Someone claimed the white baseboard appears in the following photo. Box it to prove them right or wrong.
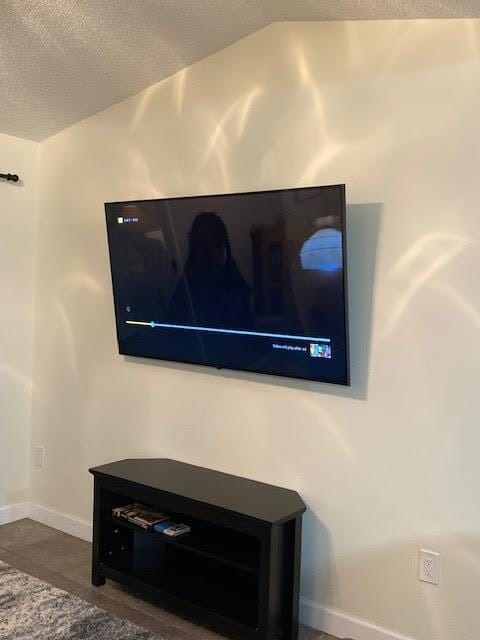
[0,502,30,525]
[300,597,416,640]
[28,503,92,542]
[1,503,414,640]
[0,501,92,542]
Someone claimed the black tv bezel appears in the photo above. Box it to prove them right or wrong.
[105,184,350,386]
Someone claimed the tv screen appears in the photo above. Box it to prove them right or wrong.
[105,184,349,384]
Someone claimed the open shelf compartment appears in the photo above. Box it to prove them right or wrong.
[99,489,261,628]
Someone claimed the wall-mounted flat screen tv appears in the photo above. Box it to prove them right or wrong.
[105,184,349,384]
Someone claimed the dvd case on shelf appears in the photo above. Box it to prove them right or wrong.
[154,521,191,537]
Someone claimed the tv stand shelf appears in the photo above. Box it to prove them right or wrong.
[89,459,306,640]
[107,516,260,574]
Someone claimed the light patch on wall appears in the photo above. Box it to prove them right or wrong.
[54,298,78,379]
[0,364,34,393]
[237,87,263,141]
[375,21,415,75]
[292,40,344,184]
[383,232,471,337]
[174,67,189,116]
[131,83,158,131]
[300,396,353,459]
[203,87,263,164]
[431,280,480,331]
[128,148,165,197]
[61,270,105,295]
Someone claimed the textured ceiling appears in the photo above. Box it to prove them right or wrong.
[2,0,480,141]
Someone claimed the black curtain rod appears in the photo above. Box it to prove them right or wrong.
[0,172,19,182]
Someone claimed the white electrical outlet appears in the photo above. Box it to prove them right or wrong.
[33,445,46,468]
[419,548,440,585]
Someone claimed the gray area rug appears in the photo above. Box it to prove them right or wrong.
[0,561,158,639]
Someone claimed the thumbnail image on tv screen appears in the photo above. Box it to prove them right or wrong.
[105,184,349,384]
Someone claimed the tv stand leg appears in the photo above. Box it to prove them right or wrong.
[92,572,106,587]
[91,481,105,588]
[284,516,302,640]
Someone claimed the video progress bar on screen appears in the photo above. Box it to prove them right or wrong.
[125,320,331,343]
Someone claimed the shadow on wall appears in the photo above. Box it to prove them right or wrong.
[343,202,382,400]
[0,177,24,188]
[300,509,336,612]
[126,202,382,401]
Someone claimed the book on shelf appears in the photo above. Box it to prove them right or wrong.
[124,506,146,524]
[112,503,140,518]
[133,511,170,530]
[111,504,170,530]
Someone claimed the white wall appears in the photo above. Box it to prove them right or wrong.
[30,20,480,640]
[0,132,38,506]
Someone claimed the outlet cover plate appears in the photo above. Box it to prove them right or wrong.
[419,548,440,585]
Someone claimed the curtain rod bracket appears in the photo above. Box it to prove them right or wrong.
[0,172,19,182]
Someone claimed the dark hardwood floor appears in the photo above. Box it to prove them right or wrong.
[0,518,338,640]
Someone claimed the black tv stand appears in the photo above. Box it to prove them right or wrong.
[89,459,306,640]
